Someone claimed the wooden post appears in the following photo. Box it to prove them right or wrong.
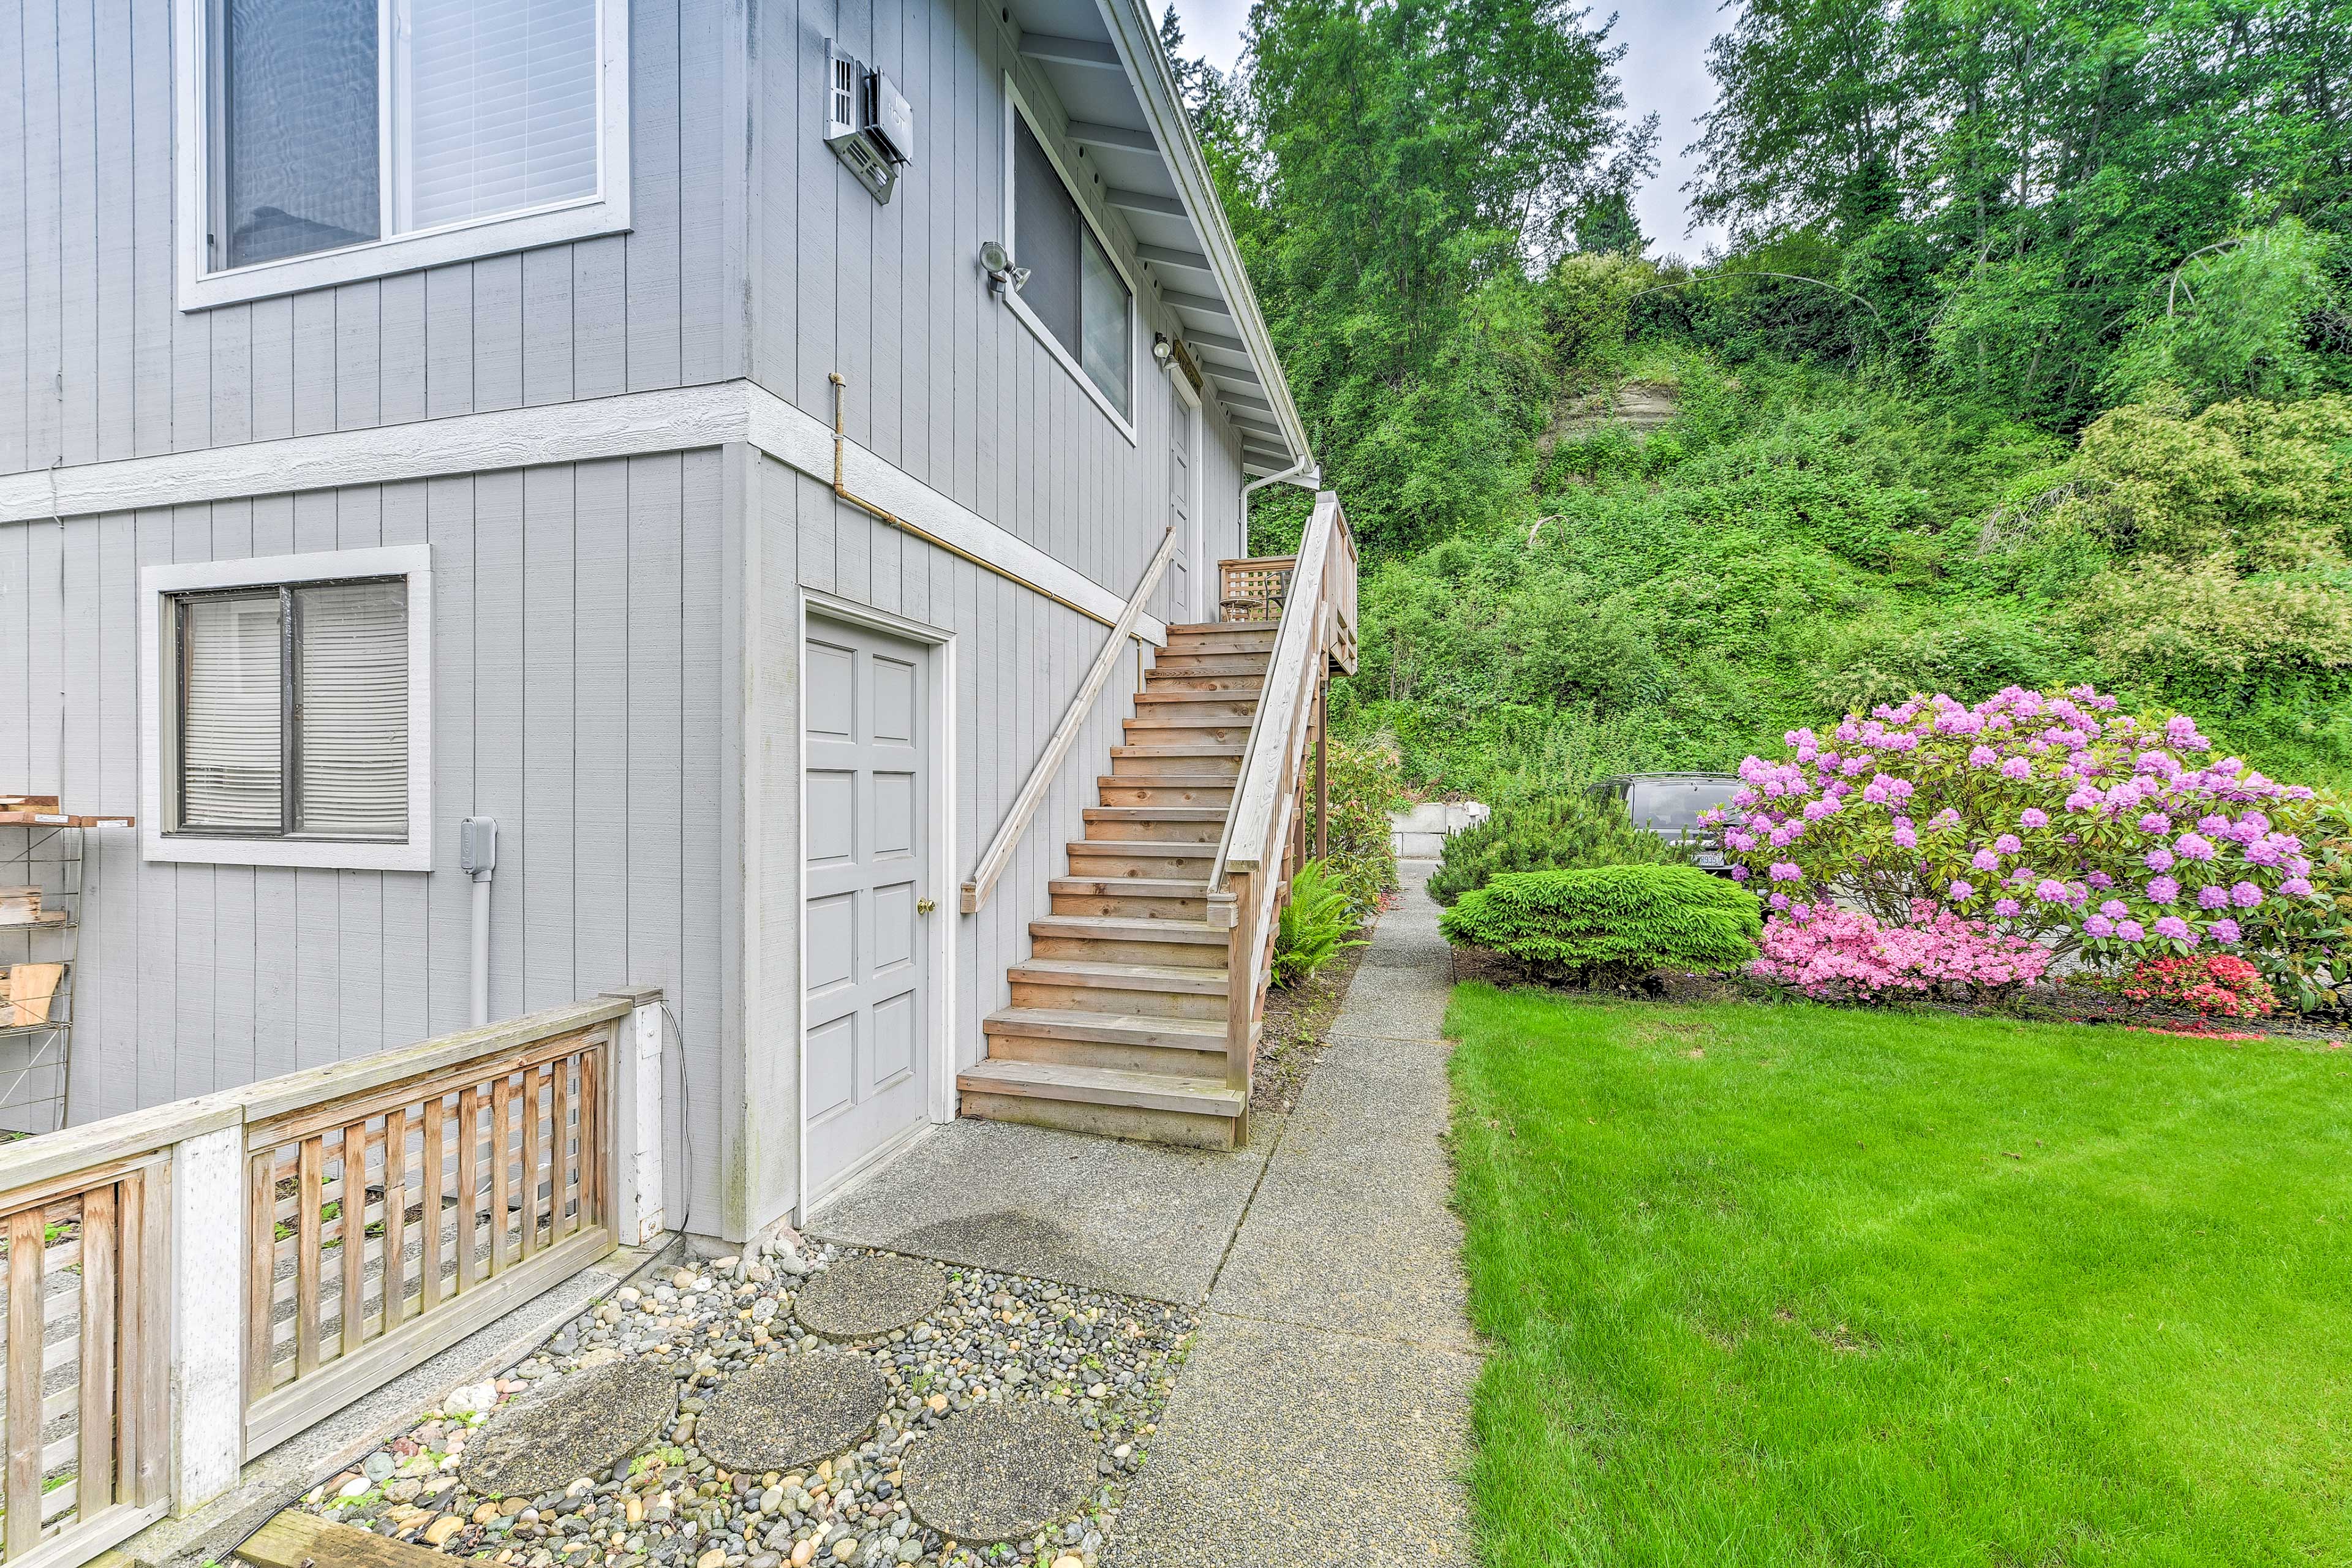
[78,1185,118,1513]
[172,1122,247,1515]
[603,990,665,1245]
[339,1121,368,1353]
[8,1206,47,1559]
[244,1152,275,1406]
[1313,677,1329,864]
[1224,870,1256,1093]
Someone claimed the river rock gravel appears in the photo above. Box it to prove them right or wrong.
[295,1242,1195,1568]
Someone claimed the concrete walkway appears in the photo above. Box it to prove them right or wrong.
[813,860,1477,1567]
[1106,859,1477,1567]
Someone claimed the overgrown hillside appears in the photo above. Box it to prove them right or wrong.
[1327,356,2352,801]
[1163,0,2352,805]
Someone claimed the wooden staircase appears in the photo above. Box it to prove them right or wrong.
[956,620,1275,1148]
[952,497,1359,1153]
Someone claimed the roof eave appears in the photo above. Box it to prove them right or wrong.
[1091,0,1317,482]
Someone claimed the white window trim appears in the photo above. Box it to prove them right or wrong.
[139,545,435,871]
[1000,75,1139,446]
[172,0,633,312]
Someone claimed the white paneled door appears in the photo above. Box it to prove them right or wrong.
[803,617,933,1199]
[1170,399,1196,622]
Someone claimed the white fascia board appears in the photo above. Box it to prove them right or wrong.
[1092,0,1316,477]
[1,380,1164,643]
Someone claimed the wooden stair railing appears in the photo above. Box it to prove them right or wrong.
[1204,492,1360,1098]
[962,529,1179,914]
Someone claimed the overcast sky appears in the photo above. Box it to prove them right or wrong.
[1169,0,1732,256]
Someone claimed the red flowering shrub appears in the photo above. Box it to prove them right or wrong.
[2120,954,2278,1019]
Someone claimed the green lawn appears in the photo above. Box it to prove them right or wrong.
[1447,986,2352,1566]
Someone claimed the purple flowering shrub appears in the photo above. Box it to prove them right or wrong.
[1751,901,2052,998]
[1710,685,2329,968]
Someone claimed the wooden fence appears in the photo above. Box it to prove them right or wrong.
[0,989,666,1567]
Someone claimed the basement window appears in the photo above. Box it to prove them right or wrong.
[141,547,434,872]
[1003,85,1136,435]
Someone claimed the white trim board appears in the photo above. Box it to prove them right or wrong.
[0,380,1169,645]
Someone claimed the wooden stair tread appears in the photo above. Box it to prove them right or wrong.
[1069,838,1218,856]
[1083,806,1229,822]
[1051,876,1208,896]
[1096,774,1235,788]
[1029,914,1224,943]
[1112,742,1246,756]
[1133,691,1262,705]
[957,1058,1245,1118]
[984,1006,1239,1049]
[1006,957,1229,993]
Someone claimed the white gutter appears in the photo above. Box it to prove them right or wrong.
[1093,0,1317,478]
[1240,454,1319,544]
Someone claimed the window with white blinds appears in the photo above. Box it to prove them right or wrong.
[203,0,603,273]
[396,0,601,233]
[173,578,410,840]
[180,594,285,829]
[297,582,410,837]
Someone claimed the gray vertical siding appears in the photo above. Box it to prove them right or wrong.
[0,0,1273,1231]
[0,452,738,1225]
[0,0,748,468]
[748,0,1256,616]
[758,452,1143,1104]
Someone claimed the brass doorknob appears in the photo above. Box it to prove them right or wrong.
[916,898,936,914]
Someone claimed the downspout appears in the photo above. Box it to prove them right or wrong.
[1240,454,1319,552]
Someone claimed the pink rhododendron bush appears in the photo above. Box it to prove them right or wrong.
[1751,901,2051,998]
[1711,685,2333,995]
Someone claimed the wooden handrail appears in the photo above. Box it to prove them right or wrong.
[961,528,1179,914]
[1205,492,1355,1097]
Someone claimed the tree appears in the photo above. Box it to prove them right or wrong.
[1211,0,1656,548]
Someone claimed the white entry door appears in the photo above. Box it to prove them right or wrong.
[1170,399,1197,621]
[804,617,932,1197]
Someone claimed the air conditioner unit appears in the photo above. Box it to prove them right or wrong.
[825,40,914,205]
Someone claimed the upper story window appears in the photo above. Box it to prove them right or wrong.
[176,0,631,309]
[1004,86,1136,435]
[141,547,435,872]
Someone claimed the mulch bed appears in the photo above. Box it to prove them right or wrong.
[1248,900,1387,1118]
[1446,943,2351,1046]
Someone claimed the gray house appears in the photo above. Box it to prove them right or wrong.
[0,0,1351,1243]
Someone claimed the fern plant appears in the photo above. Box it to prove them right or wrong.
[1272,859,1369,987]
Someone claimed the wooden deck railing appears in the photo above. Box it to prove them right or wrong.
[1205,493,1360,1101]
[963,529,1178,913]
[0,1148,170,1568]
[1216,556,1297,622]
[0,989,668,1568]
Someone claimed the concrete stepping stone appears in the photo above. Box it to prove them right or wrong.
[694,1352,892,1472]
[901,1401,1098,1544]
[460,1359,677,1498]
[793,1254,946,1340]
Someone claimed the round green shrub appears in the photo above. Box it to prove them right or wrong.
[1438,864,1762,985]
[1427,789,1687,907]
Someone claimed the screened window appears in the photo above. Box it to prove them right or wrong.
[173,579,410,840]
[1011,114,1133,420]
[211,0,601,271]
